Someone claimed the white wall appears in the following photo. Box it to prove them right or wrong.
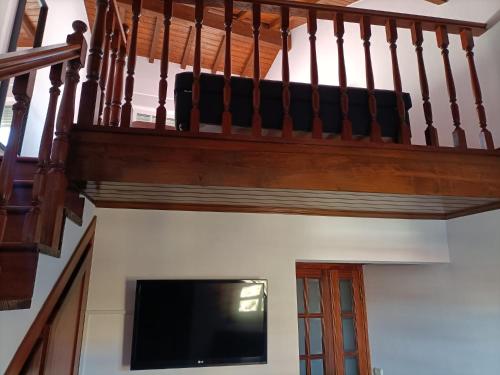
[79,209,449,375]
[365,209,500,375]
[265,0,500,148]
[0,0,18,54]
[0,199,95,374]
[21,0,91,156]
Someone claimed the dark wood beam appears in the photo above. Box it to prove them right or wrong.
[148,15,161,63]
[68,127,500,199]
[117,0,284,47]
[22,13,36,39]
[181,25,194,69]
[241,45,253,76]
[211,35,225,73]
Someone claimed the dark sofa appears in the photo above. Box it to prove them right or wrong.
[174,72,412,141]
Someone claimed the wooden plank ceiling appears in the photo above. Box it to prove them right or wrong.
[17,0,41,48]
[84,0,357,77]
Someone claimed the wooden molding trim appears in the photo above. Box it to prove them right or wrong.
[5,216,97,375]
[93,200,450,220]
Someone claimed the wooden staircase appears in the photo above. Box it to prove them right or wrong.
[0,21,88,311]
[0,158,85,310]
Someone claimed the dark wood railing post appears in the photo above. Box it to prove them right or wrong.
[360,16,382,142]
[121,0,142,128]
[334,13,352,141]
[0,74,34,240]
[155,0,173,130]
[23,63,65,243]
[222,0,233,135]
[77,0,108,126]
[97,7,114,126]
[110,24,129,127]
[190,0,203,133]
[411,22,438,146]
[308,9,322,139]
[436,25,466,149]
[103,24,119,126]
[281,6,293,139]
[251,2,262,137]
[385,19,411,145]
[460,28,494,150]
[42,21,87,250]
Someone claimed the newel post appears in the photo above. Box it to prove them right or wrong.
[77,0,109,127]
[42,22,87,250]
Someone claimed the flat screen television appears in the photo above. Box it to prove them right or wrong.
[131,279,268,370]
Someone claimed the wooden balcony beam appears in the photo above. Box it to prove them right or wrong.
[68,127,500,199]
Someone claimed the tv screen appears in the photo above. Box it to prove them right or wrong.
[131,279,268,370]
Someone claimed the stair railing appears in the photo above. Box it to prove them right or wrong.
[0,21,88,245]
[78,0,494,151]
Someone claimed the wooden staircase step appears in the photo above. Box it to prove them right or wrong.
[10,180,34,206]
[3,206,31,243]
[0,243,39,310]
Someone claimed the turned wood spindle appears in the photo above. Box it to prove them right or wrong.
[360,16,382,142]
[334,13,352,141]
[155,0,173,129]
[460,28,494,150]
[43,21,88,249]
[385,19,411,145]
[222,0,233,134]
[411,22,438,146]
[189,0,204,133]
[103,25,120,126]
[23,63,65,242]
[110,24,129,127]
[0,74,34,240]
[77,0,109,126]
[251,2,262,137]
[436,25,466,149]
[121,0,142,128]
[281,7,293,139]
[97,7,114,126]
[308,9,322,139]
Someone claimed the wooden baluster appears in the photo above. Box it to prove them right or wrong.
[411,22,438,146]
[436,25,466,149]
[97,7,114,125]
[121,0,142,128]
[251,2,262,137]
[334,13,352,141]
[23,63,65,242]
[155,0,173,129]
[360,16,382,142]
[189,0,203,133]
[103,23,119,126]
[281,6,293,139]
[77,0,109,126]
[222,0,233,134]
[42,22,87,249]
[0,74,34,239]
[308,9,322,139]
[385,19,411,145]
[460,28,494,150]
[110,24,129,127]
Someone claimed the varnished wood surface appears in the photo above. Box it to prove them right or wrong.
[5,217,96,375]
[85,0,358,77]
[68,126,500,199]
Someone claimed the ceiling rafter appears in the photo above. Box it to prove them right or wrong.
[181,25,195,69]
[148,15,162,63]
[117,0,283,47]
